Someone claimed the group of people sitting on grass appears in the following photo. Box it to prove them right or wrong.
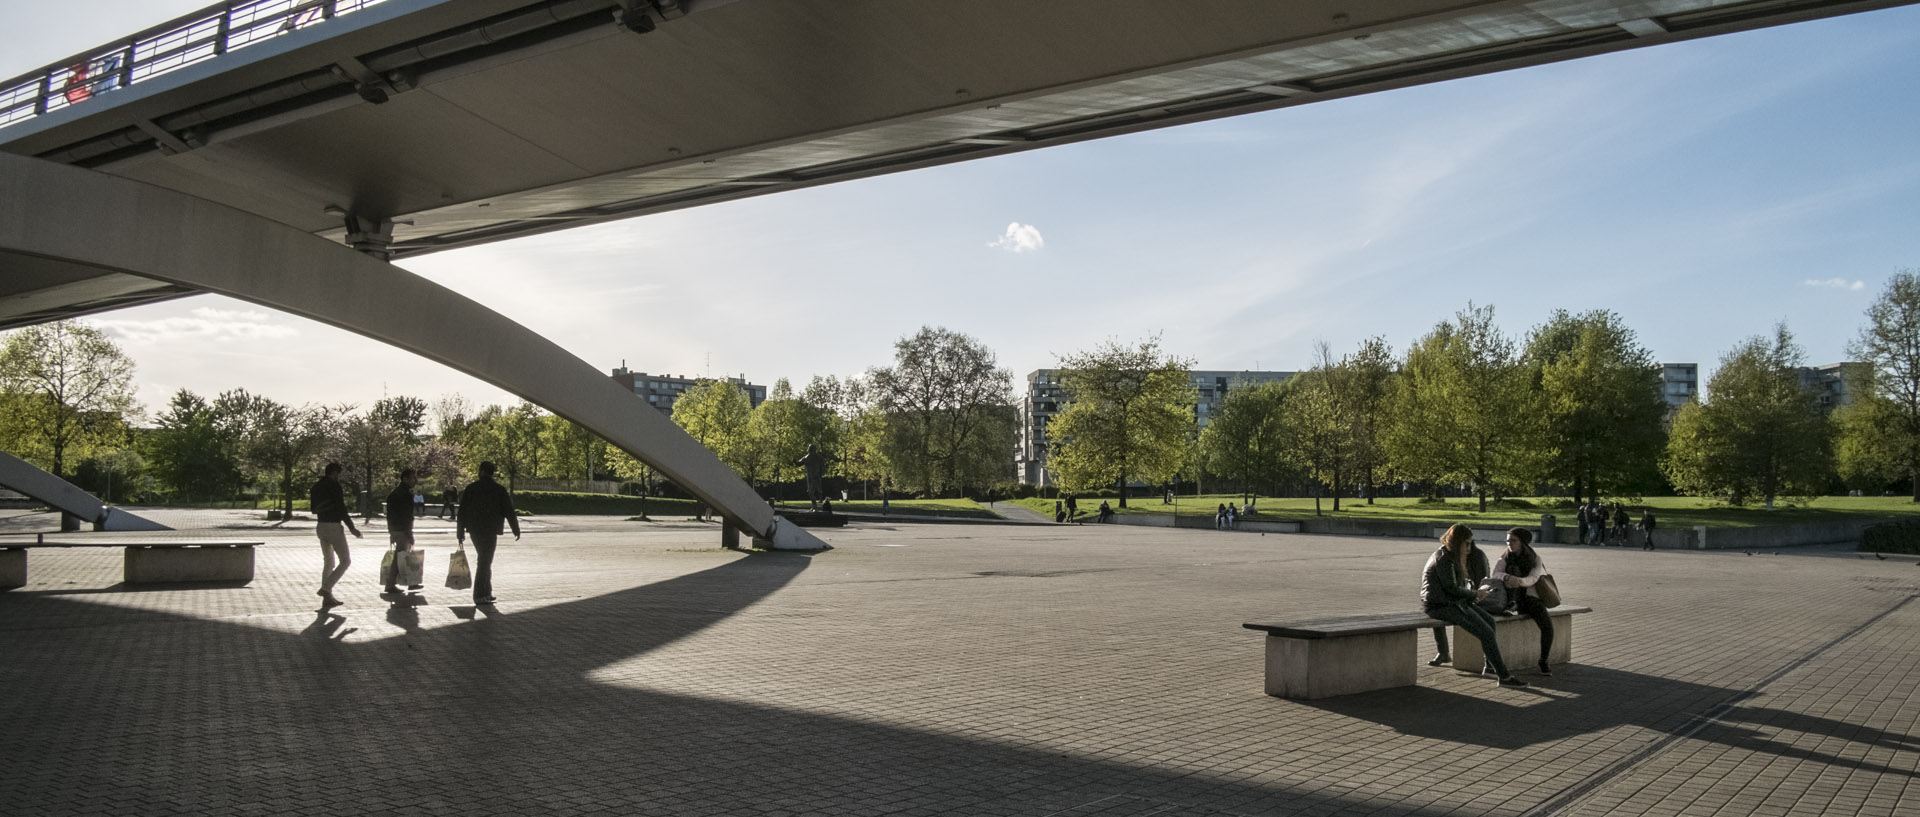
[1422,523,1555,688]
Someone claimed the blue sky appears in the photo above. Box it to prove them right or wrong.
[7,2,1920,415]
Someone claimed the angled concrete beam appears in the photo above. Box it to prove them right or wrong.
[0,152,825,550]
[0,451,169,531]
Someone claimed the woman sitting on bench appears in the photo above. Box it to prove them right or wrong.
[1492,527,1554,677]
[1422,524,1526,687]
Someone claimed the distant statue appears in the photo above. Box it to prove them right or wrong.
[795,444,832,509]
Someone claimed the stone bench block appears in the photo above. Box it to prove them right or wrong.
[1448,609,1577,671]
[1263,629,1417,699]
[123,545,254,584]
[1,548,23,589]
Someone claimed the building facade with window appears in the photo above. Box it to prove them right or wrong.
[1016,368,1295,486]
[610,365,766,415]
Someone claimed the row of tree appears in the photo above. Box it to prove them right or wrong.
[1051,270,1920,510]
[5,269,1917,509]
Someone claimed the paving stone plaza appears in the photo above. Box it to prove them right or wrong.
[2,511,1916,816]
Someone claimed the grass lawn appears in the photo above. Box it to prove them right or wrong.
[1010,494,1920,529]
[781,498,1001,520]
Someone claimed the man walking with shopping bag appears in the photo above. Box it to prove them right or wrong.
[383,468,424,596]
[456,461,520,606]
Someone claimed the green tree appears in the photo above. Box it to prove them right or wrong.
[1662,325,1833,507]
[213,390,336,520]
[1345,336,1398,504]
[1524,310,1668,502]
[820,377,893,498]
[337,399,421,515]
[1834,399,1898,492]
[748,378,838,497]
[1047,337,1195,507]
[1844,269,1920,500]
[539,414,605,482]
[0,320,139,478]
[671,380,755,478]
[1290,344,1361,514]
[1198,379,1290,500]
[868,327,1016,497]
[1386,303,1539,511]
[461,402,544,490]
[144,389,245,501]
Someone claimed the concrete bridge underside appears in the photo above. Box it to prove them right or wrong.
[0,152,823,550]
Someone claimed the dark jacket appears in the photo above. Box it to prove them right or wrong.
[1421,544,1488,608]
[309,476,351,523]
[385,485,414,533]
[457,476,519,539]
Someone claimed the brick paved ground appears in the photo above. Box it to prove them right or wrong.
[2,511,1915,816]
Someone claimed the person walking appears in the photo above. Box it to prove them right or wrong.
[1612,503,1630,546]
[384,468,422,596]
[1641,507,1658,550]
[308,462,363,606]
[1423,524,1525,687]
[438,487,457,519]
[1574,501,1591,547]
[1491,527,1554,676]
[456,461,520,606]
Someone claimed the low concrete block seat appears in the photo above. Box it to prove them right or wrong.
[1448,605,1590,672]
[0,541,259,588]
[1243,605,1592,699]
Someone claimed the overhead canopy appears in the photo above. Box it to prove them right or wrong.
[1,0,1910,327]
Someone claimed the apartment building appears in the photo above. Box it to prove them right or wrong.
[610,364,766,415]
[1016,368,1295,486]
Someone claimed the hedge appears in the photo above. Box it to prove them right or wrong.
[513,491,705,517]
[1860,518,1920,555]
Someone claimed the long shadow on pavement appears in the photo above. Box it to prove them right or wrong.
[1302,665,1919,781]
[8,550,1907,816]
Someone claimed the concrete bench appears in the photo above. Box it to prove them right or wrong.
[1242,605,1592,699]
[0,540,260,588]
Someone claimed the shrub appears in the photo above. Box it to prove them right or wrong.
[1861,519,1920,555]
[513,490,703,517]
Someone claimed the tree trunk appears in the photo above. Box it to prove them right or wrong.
[1117,475,1128,509]
[1364,466,1375,505]
[1313,481,1322,516]
[1332,466,1342,512]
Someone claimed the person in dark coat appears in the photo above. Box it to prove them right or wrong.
[384,468,421,595]
[1491,527,1554,676]
[1424,524,1524,687]
[1641,508,1657,550]
[1427,529,1489,667]
[308,462,362,606]
[456,461,521,605]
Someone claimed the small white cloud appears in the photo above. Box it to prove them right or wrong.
[1803,278,1865,291]
[988,222,1045,253]
[94,307,299,345]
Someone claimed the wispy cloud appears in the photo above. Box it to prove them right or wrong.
[1803,278,1865,291]
[93,307,298,345]
[988,222,1045,253]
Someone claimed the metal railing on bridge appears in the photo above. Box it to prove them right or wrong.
[0,0,388,130]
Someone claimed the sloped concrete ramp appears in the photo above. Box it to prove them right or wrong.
[0,450,169,531]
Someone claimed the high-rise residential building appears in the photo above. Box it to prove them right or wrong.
[610,364,766,415]
[1659,363,1699,412]
[1798,363,1864,412]
[1016,368,1295,486]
